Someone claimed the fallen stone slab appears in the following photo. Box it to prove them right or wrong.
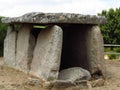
[30,25,63,80]
[43,67,91,89]
[58,67,91,83]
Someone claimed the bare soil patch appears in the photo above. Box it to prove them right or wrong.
[91,60,120,90]
[0,57,120,90]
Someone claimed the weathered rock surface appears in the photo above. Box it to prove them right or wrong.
[46,67,91,89]
[30,25,63,80]
[58,67,91,83]
[49,66,91,89]
[2,12,106,24]
[16,24,35,73]
[86,25,106,77]
[4,25,17,68]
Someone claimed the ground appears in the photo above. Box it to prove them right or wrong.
[0,57,120,90]
[91,59,120,90]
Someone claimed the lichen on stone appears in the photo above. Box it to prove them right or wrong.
[2,12,106,24]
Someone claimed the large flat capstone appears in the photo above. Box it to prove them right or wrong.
[2,12,106,24]
[30,25,63,80]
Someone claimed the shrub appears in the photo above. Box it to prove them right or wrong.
[0,17,7,56]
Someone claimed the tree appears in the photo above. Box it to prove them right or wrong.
[0,16,7,56]
[98,7,120,44]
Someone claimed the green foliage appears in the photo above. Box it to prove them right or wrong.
[34,25,46,29]
[105,47,120,60]
[108,54,118,60]
[98,7,120,44]
[104,47,111,52]
[99,8,120,60]
[113,47,120,52]
[0,16,7,56]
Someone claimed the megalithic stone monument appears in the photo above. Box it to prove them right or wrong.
[2,12,106,84]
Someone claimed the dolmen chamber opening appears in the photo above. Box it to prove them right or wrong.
[2,12,106,87]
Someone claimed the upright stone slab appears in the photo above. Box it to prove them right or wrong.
[4,25,17,68]
[30,25,63,80]
[16,24,35,73]
[86,26,106,76]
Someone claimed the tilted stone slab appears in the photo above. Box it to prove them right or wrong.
[30,25,63,80]
[2,12,106,24]
[16,24,35,73]
[86,26,106,76]
[4,25,17,68]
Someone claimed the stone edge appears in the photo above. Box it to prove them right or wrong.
[2,12,106,24]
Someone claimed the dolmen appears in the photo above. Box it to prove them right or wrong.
[2,12,106,89]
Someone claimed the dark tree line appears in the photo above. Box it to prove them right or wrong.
[0,17,7,56]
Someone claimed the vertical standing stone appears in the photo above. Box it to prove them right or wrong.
[86,25,106,76]
[16,24,35,73]
[30,25,63,81]
[4,25,17,68]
